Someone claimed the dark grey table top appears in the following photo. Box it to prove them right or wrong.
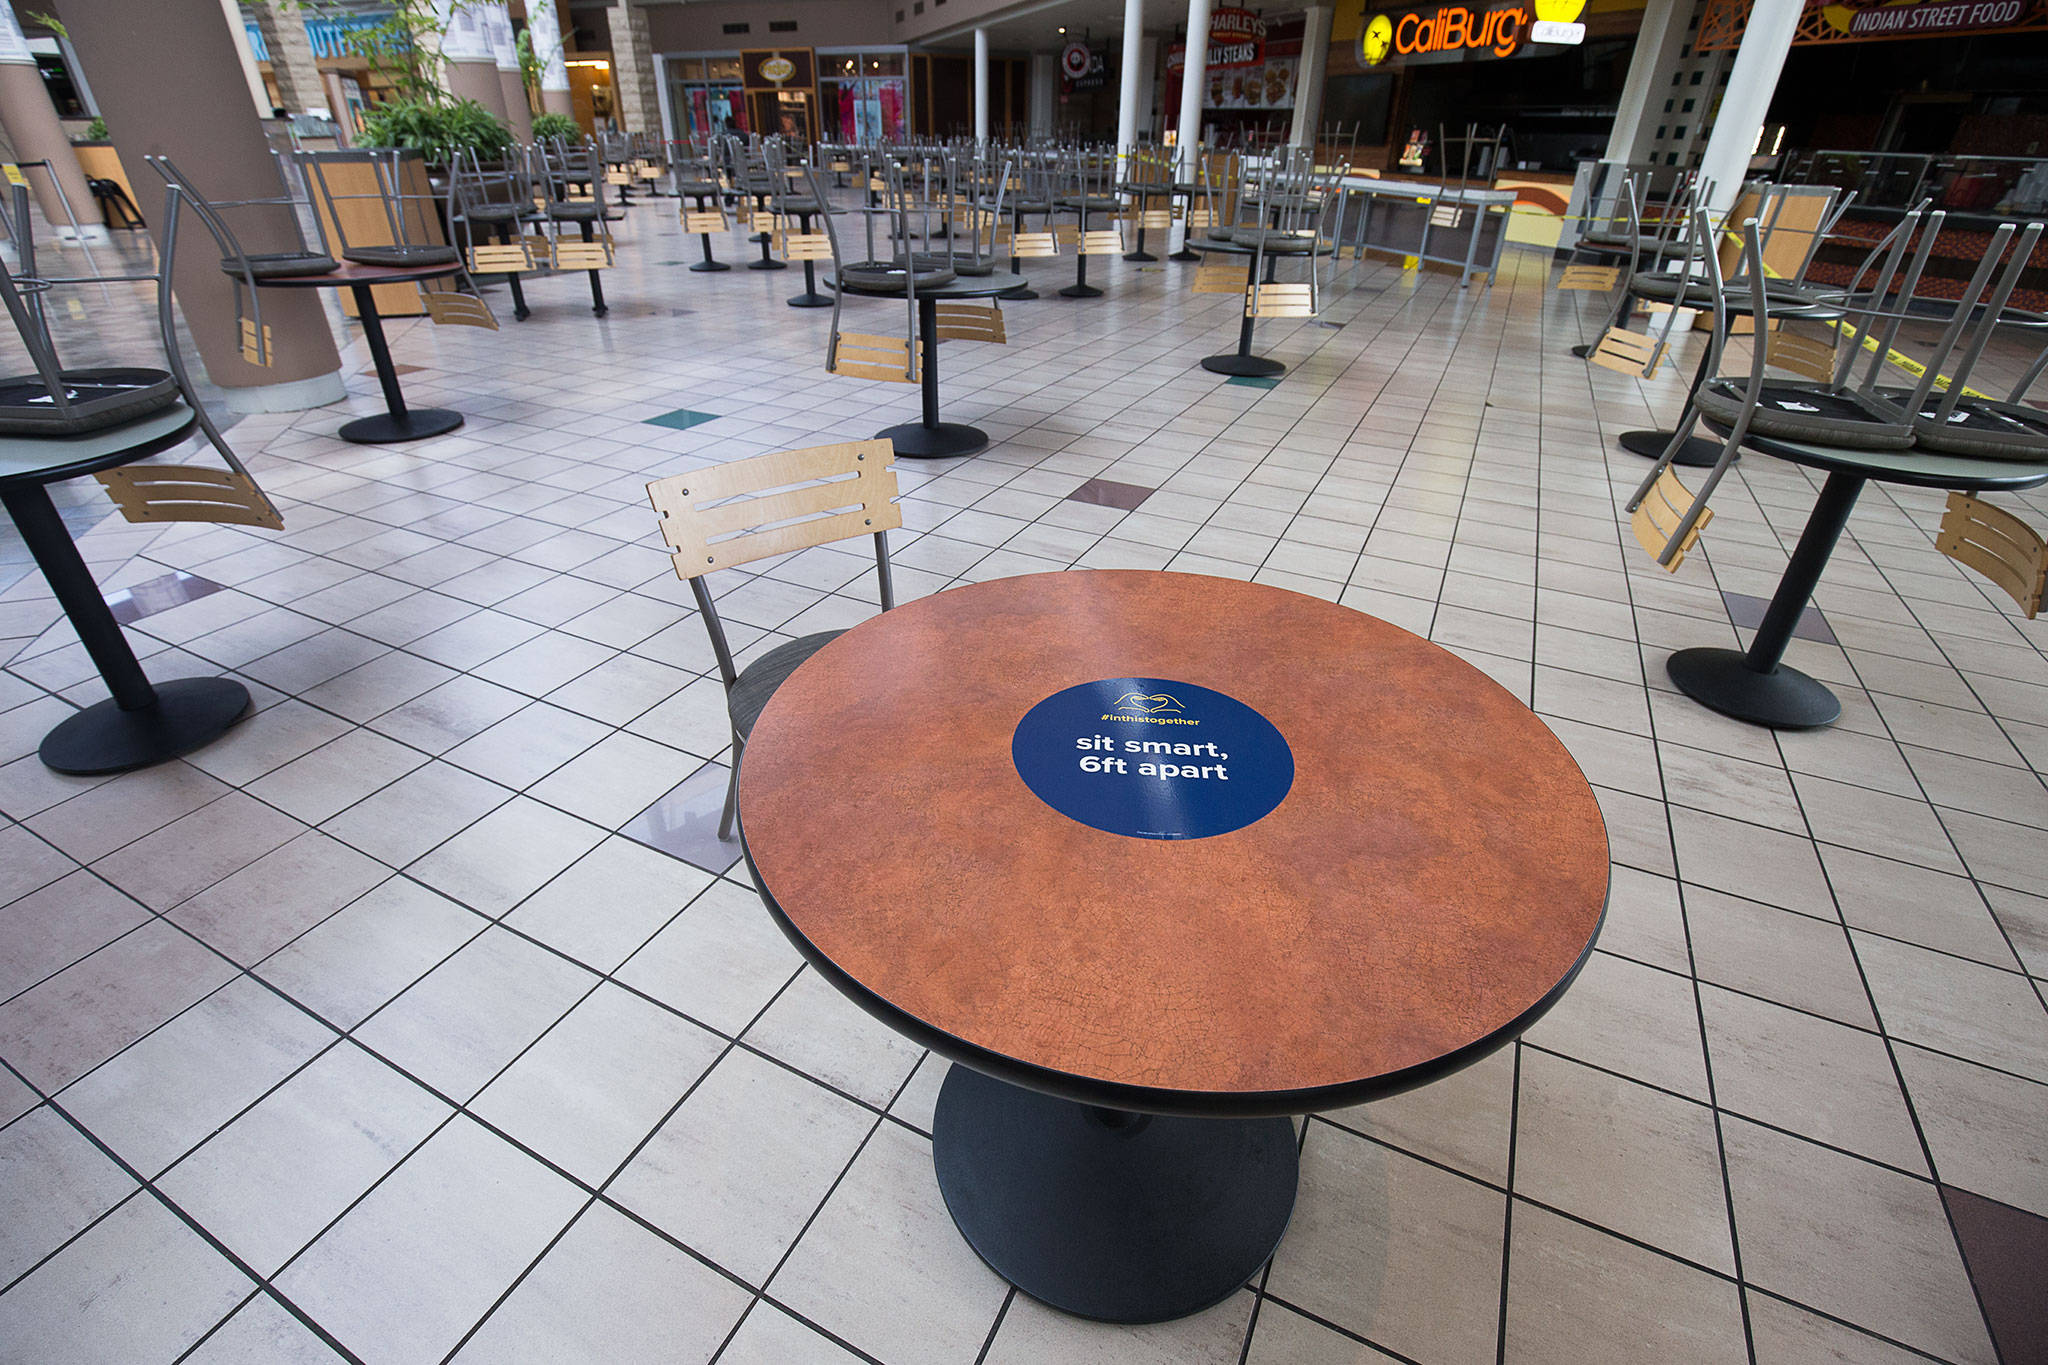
[0,403,200,494]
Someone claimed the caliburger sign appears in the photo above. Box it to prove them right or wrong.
[1360,0,1585,63]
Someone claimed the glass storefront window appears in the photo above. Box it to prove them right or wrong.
[816,49,907,144]
[667,54,749,143]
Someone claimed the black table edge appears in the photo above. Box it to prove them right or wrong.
[0,406,201,493]
[739,826,1610,1118]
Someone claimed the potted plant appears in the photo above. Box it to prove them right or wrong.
[531,112,581,143]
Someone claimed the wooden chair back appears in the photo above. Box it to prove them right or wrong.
[1939,492,2048,618]
[1630,467,1713,571]
[97,466,284,531]
[648,440,901,578]
[1558,264,1618,291]
[934,303,1006,343]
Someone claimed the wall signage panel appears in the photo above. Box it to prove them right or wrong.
[1358,0,1586,65]
[1696,0,2048,47]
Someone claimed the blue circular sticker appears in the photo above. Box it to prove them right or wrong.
[1011,678,1294,840]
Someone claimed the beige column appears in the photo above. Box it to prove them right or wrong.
[251,4,328,117]
[533,0,574,118]
[55,0,344,410]
[1289,2,1334,150]
[608,0,658,133]
[487,3,532,140]
[437,0,509,119]
[0,8,103,240]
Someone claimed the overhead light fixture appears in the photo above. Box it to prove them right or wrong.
[1057,26,1066,34]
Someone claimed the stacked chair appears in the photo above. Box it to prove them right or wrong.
[534,137,620,316]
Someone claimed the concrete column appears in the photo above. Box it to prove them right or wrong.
[1603,0,1694,164]
[973,28,989,145]
[1289,2,1334,151]
[219,0,271,116]
[437,0,509,118]
[1175,0,1213,180]
[250,4,328,117]
[487,3,532,140]
[608,0,659,134]
[55,0,344,410]
[1135,32,1157,140]
[0,8,103,241]
[1029,51,1055,137]
[1696,0,1799,216]
[1115,0,1143,167]
[531,0,574,119]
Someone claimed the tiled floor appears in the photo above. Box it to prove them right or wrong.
[2,192,2046,1365]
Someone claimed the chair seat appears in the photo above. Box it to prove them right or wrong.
[1873,388,2048,460]
[548,203,611,223]
[1220,226,1317,253]
[730,632,845,739]
[1632,271,1823,312]
[676,180,722,198]
[912,252,993,277]
[778,199,823,215]
[461,204,527,224]
[341,245,461,268]
[1696,379,1915,450]
[227,252,338,279]
[840,259,956,291]
[1058,195,1122,213]
[1010,199,1053,214]
[0,367,181,436]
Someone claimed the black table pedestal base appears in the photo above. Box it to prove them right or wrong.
[933,1067,1296,1324]
[1202,353,1284,378]
[41,677,252,775]
[339,409,464,444]
[1666,648,1840,730]
[1621,429,1722,469]
[877,419,987,458]
[1571,342,1594,358]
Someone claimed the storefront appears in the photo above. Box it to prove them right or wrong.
[817,49,909,144]
[1325,0,1646,173]
[665,55,748,142]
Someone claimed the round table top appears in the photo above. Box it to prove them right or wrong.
[251,259,464,289]
[0,402,200,493]
[740,571,1611,1116]
[829,270,1029,301]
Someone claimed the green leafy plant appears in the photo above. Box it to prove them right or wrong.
[355,98,510,164]
[280,0,450,105]
[531,112,580,143]
[82,116,108,142]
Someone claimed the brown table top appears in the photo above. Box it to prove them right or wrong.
[251,259,464,289]
[740,571,1609,1115]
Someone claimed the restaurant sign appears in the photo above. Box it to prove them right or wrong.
[1696,0,2048,47]
[1360,0,1585,64]
[1011,677,1294,840]
[1166,6,1269,71]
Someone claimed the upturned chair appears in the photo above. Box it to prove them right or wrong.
[647,439,901,838]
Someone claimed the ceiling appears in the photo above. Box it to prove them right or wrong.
[917,0,1227,52]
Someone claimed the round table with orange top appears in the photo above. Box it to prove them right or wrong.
[739,570,1609,1323]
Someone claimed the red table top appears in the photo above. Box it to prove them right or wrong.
[740,571,1610,1114]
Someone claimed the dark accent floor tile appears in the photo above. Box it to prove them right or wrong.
[1722,591,1837,647]
[361,364,426,377]
[1065,478,1155,512]
[1227,376,1280,390]
[646,408,721,432]
[621,762,742,875]
[1942,1184,2048,1365]
[107,572,228,626]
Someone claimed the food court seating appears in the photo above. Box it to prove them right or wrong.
[645,438,902,838]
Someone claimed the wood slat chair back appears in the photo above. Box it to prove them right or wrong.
[1011,230,1060,258]
[830,332,918,383]
[421,289,498,329]
[648,439,902,577]
[934,302,1006,343]
[551,239,614,271]
[239,318,272,367]
[1194,263,1244,294]
[1558,264,1619,291]
[1077,229,1123,256]
[1249,283,1315,318]
[682,209,726,233]
[1588,325,1667,376]
[467,243,534,274]
[779,231,834,261]
[1125,208,1173,230]
[1630,467,1713,571]
[1939,492,2048,617]
[97,465,285,532]
[1764,327,1839,381]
